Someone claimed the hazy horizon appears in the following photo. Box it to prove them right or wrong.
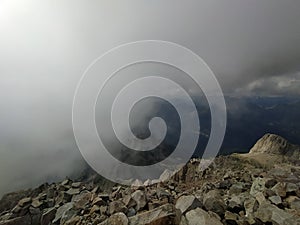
[0,0,300,197]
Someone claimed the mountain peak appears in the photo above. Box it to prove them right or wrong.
[249,133,300,157]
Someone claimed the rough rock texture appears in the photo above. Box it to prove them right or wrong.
[249,133,300,158]
[175,195,202,214]
[0,134,300,225]
[184,208,223,225]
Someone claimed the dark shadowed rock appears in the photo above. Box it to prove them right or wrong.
[109,200,127,215]
[255,202,298,225]
[40,207,56,225]
[203,190,225,216]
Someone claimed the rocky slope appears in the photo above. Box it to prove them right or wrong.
[249,133,300,157]
[238,133,300,166]
[0,134,300,225]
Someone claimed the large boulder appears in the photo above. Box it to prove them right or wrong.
[175,195,202,214]
[40,207,56,225]
[203,190,225,216]
[52,202,74,224]
[131,190,147,212]
[72,190,92,209]
[254,202,299,225]
[271,182,287,198]
[184,208,223,225]
[100,212,128,225]
[129,203,177,225]
[250,178,265,197]
[109,200,127,215]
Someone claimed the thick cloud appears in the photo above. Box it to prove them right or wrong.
[0,0,299,196]
[235,72,300,96]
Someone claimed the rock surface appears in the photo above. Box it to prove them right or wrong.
[249,133,300,158]
[0,133,300,225]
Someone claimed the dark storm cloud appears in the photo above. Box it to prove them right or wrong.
[0,0,299,196]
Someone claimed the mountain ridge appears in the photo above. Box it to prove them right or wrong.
[0,133,300,225]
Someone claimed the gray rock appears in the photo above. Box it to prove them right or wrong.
[131,190,147,211]
[55,191,71,205]
[0,215,31,225]
[61,179,71,186]
[72,190,92,209]
[244,197,258,217]
[255,192,267,205]
[100,212,128,225]
[122,195,137,208]
[290,198,300,210]
[66,188,80,196]
[184,208,223,225]
[18,197,31,207]
[71,182,81,188]
[228,194,244,209]
[286,183,298,193]
[52,202,74,223]
[60,209,77,224]
[269,195,282,205]
[229,182,245,195]
[203,190,225,216]
[175,195,202,214]
[159,169,174,181]
[64,216,81,225]
[100,205,108,215]
[250,178,265,197]
[0,213,12,221]
[126,207,136,217]
[40,207,56,225]
[31,199,43,208]
[157,188,171,199]
[271,182,287,197]
[224,211,238,223]
[255,202,295,225]
[92,196,106,206]
[90,205,100,214]
[129,203,176,225]
[109,200,127,215]
[285,196,300,210]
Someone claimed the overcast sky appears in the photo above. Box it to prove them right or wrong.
[0,0,299,196]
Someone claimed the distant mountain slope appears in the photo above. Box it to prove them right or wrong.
[249,133,300,157]
[128,96,300,156]
[236,133,300,166]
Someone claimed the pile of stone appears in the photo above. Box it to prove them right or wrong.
[0,134,300,225]
[0,154,299,225]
